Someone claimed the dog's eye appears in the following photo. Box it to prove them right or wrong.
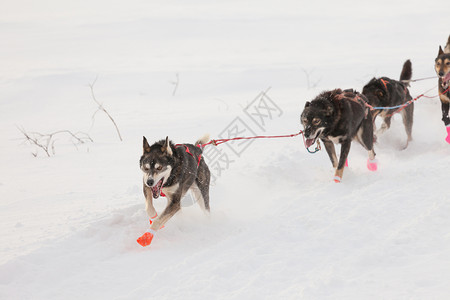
[312,118,321,126]
[156,165,163,171]
[446,62,450,66]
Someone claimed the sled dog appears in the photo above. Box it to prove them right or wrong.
[137,135,211,246]
[435,35,450,143]
[301,89,377,182]
[362,60,414,148]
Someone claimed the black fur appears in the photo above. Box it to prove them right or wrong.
[362,60,414,146]
[301,89,376,181]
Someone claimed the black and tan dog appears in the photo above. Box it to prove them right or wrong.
[362,60,414,148]
[301,89,377,183]
[137,135,211,247]
[435,35,450,143]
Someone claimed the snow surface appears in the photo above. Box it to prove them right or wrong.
[1,1,450,299]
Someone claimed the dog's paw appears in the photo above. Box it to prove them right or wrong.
[333,176,342,183]
[367,158,378,171]
[137,230,155,247]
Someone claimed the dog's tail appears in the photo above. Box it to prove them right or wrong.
[195,134,210,148]
[399,59,412,86]
[445,35,450,53]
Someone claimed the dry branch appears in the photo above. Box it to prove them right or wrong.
[89,77,123,141]
[18,127,93,157]
[301,68,321,90]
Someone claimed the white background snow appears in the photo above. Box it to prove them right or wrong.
[1,0,450,299]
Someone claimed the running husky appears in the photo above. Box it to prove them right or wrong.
[435,35,450,143]
[137,135,211,247]
[301,89,377,183]
[362,60,414,148]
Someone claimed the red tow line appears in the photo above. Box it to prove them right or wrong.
[198,131,321,154]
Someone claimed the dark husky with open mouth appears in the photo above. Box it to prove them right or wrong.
[301,89,377,182]
[137,135,211,247]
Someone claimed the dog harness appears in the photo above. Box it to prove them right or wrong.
[380,78,389,90]
[159,144,202,199]
[175,144,202,167]
[336,89,370,118]
[380,77,408,95]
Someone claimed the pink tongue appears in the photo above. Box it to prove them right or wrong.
[444,72,450,83]
[152,186,159,198]
[152,180,162,198]
[305,139,314,148]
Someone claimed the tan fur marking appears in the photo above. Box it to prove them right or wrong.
[190,182,208,212]
[161,183,179,197]
[331,153,338,168]
[368,149,376,161]
[440,93,450,103]
[144,185,157,218]
[444,58,450,72]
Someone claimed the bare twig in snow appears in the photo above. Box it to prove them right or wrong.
[301,68,322,89]
[18,127,93,157]
[89,77,123,141]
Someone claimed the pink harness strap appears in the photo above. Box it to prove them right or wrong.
[175,144,202,167]
[380,78,389,90]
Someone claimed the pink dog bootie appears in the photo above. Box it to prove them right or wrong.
[445,125,450,144]
[367,158,378,171]
[137,229,156,247]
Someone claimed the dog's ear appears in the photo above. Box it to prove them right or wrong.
[304,101,310,109]
[439,46,444,56]
[162,136,173,156]
[143,136,151,153]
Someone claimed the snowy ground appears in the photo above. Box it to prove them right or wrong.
[1,1,450,299]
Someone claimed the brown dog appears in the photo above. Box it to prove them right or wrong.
[435,35,450,143]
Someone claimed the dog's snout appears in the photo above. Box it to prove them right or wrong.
[304,127,312,138]
[146,178,154,187]
[439,71,444,77]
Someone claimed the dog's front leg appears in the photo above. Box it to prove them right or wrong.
[441,101,450,126]
[137,194,182,247]
[334,140,351,183]
[143,184,157,221]
[441,102,450,144]
[323,140,338,168]
[150,197,181,231]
